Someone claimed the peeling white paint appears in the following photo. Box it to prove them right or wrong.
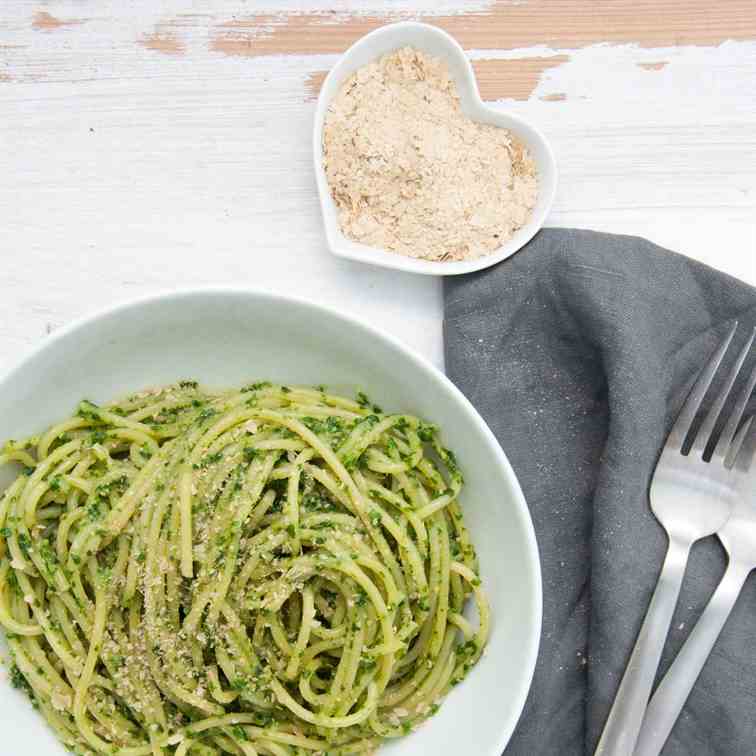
[215,0,498,13]
[0,2,754,378]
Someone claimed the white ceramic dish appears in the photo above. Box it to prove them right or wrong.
[0,289,541,755]
[313,21,557,276]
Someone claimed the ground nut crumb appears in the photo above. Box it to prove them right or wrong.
[322,47,538,262]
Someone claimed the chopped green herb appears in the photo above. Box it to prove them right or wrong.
[76,400,101,422]
[17,532,31,555]
[231,724,248,741]
[418,423,436,442]
[89,429,108,445]
[9,665,33,698]
[241,381,271,393]
[199,451,223,468]
[197,408,218,423]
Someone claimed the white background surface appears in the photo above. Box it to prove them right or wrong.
[1,1,755,374]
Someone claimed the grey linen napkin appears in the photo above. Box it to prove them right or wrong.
[443,229,756,756]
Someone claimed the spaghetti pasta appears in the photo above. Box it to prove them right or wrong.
[0,381,489,755]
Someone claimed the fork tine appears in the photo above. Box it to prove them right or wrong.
[727,415,756,471]
[668,321,738,450]
[713,336,756,461]
[691,325,755,457]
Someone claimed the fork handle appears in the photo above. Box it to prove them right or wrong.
[594,537,691,756]
[633,559,752,756]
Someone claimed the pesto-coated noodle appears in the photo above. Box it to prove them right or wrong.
[0,381,489,755]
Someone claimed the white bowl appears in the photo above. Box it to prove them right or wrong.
[313,21,557,276]
[0,289,541,755]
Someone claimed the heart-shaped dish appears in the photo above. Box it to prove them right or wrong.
[313,21,558,276]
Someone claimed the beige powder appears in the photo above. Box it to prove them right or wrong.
[322,47,538,262]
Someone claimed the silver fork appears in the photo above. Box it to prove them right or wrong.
[634,341,756,755]
[595,322,756,756]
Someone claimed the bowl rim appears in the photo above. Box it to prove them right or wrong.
[313,20,558,277]
[0,286,543,754]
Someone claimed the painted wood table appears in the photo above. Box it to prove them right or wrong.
[1,1,755,372]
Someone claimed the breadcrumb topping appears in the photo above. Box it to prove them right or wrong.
[323,47,538,262]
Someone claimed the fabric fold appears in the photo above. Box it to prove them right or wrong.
[443,229,756,755]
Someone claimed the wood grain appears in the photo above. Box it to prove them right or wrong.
[637,62,669,71]
[305,55,570,101]
[31,11,86,32]
[1,0,754,376]
[210,0,756,57]
[139,32,186,56]
[466,57,570,101]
